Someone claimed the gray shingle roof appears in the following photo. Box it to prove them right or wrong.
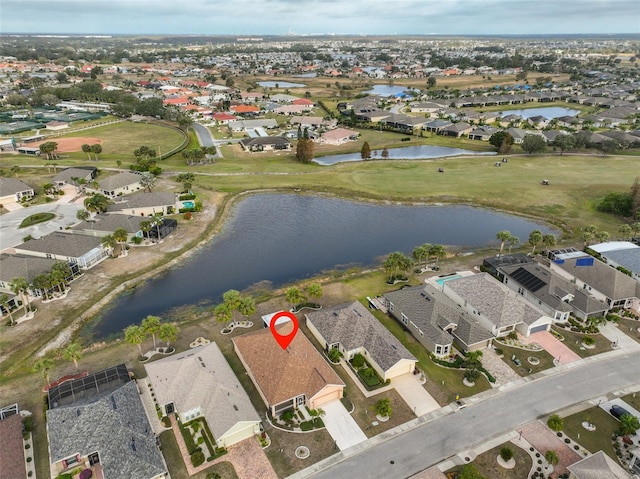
[500,263,574,313]
[107,192,176,212]
[71,215,146,235]
[306,301,416,371]
[14,232,103,258]
[445,273,545,328]
[52,167,97,185]
[600,247,640,278]
[98,171,142,191]
[0,177,34,197]
[47,380,167,479]
[567,450,631,479]
[240,136,291,148]
[145,342,260,443]
[0,254,58,283]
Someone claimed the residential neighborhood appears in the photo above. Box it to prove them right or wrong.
[1,28,640,479]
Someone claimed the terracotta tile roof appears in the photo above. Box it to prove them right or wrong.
[231,104,260,113]
[233,325,344,407]
[0,413,26,479]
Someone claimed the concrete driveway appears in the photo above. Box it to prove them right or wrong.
[393,374,440,416]
[0,203,82,250]
[322,399,367,451]
[520,331,581,365]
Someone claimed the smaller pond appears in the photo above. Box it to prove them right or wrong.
[363,85,417,97]
[314,145,495,166]
[258,81,306,88]
[498,107,580,119]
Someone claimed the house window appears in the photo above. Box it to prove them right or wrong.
[436,346,442,355]
[518,287,525,295]
[388,302,394,312]
[401,313,408,325]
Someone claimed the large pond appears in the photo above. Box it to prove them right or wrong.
[89,194,554,339]
[498,107,580,119]
[258,81,306,88]
[363,85,418,97]
[314,145,495,165]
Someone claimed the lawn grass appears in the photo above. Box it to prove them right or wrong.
[447,442,533,479]
[562,406,619,461]
[19,212,55,228]
[551,325,613,358]
[621,393,640,412]
[493,342,556,377]
[617,318,640,344]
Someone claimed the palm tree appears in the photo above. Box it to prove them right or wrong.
[412,244,430,270]
[51,262,72,290]
[619,413,640,437]
[76,209,90,222]
[84,194,110,213]
[90,144,102,160]
[238,296,256,322]
[113,227,128,255]
[305,283,323,306]
[595,230,610,243]
[140,220,152,240]
[33,358,55,385]
[9,277,30,314]
[542,233,556,252]
[32,274,53,300]
[632,222,640,238]
[429,244,446,269]
[158,323,178,349]
[383,251,412,283]
[286,287,306,311]
[581,231,594,248]
[547,414,563,432]
[545,450,559,466]
[0,293,15,325]
[507,235,520,254]
[528,229,543,256]
[124,325,146,356]
[81,144,92,160]
[142,315,161,350]
[214,302,232,325]
[11,165,20,178]
[63,343,83,369]
[496,230,511,256]
[375,398,392,418]
[101,234,117,257]
[140,172,156,192]
[151,214,164,241]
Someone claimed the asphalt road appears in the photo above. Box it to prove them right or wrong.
[0,203,82,250]
[193,122,216,147]
[297,349,640,479]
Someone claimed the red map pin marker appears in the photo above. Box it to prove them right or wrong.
[269,311,299,350]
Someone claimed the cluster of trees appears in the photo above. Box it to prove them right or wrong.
[383,251,414,283]
[296,127,314,163]
[176,173,195,192]
[581,224,611,247]
[181,146,216,164]
[214,290,256,326]
[81,143,102,161]
[597,177,640,220]
[100,227,130,257]
[412,243,446,271]
[124,315,178,357]
[39,141,59,160]
[285,283,323,310]
[83,193,111,213]
[496,230,556,256]
[131,145,162,175]
[0,262,75,325]
[32,341,85,384]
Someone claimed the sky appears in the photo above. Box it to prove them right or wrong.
[2,0,639,36]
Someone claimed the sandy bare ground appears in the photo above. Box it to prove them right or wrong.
[31,137,103,153]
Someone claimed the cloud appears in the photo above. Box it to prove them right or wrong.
[2,0,638,34]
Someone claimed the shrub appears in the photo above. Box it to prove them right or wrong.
[206,473,222,479]
[25,444,30,449]
[26,457,32,462]
[547,414,563,432]
[131,236,142,244]
[183,211,193,220]
[500,446,514,461]
[507,331,518,340]
[79,469,93,479]
[351,353,365,369]
[582,336,595,346]
[197,436,204,444]
[300,420,314,431]
[22,416,33,432]
[375,398,392,418]
[191,450,205,467]
[281,410,295,422]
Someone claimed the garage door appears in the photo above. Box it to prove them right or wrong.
[529,324,549,334]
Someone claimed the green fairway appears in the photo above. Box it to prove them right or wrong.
[65,121,186,161]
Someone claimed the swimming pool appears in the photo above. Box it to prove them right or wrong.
[435,274,462,287]
[182,201,195,209]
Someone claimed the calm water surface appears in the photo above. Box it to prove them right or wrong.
[314,145,495,165]
[498,107,579,119]
[91,194,554,338]
[258,81,306,88]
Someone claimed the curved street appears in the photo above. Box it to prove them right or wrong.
[292,349,640,479]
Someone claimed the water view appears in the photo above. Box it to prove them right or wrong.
[258,81,306,88]
[363,85,417,97]
[90,194,554,339]
[314,145,495,165]
[498,107,580,119]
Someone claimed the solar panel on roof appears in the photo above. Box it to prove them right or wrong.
[510,267,547,292]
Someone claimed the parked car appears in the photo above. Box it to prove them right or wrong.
[610,404,631,420]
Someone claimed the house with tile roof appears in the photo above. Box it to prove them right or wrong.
[94,171,143,198]
[145,342,261,448]
[484,254,609,321]
[0,177,35,206]
[384,284,494,357]
[567,450,631,479]
[106,192,176,217]
[0,404,27,479]
[12,232,109,270]
[317,128,359,145]
[46,366,168,479]
[306,301,417,381]
[441,273,553,338]
[549,250,640,312]
[233,325,344,416]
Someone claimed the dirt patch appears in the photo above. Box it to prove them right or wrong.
[31,137,103,153]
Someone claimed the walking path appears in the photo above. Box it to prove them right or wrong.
[520,331,581,365]
[481,347,521,385]
[600,322,640,351]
